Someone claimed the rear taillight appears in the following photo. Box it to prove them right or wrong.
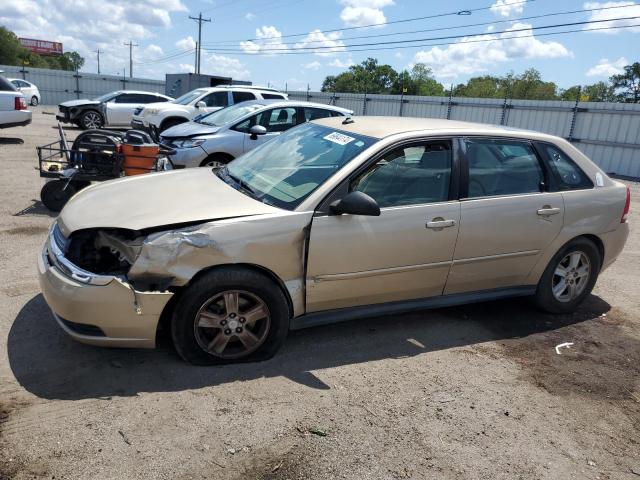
[622,185,631,223]
[14,97,27,110]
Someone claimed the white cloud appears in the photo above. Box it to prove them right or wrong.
[240,25,289,55]
[328,57,354,68]
[303,61,322,70]
[338,0,394,27]
[201,53,250,80]
[583,1,640,33]
[144,44,164,58]
[294,30,346,56]
[490,0,525,17]
[414,23,572,80]
[175,36,196,50]
[0,0,187,78]
[586,56,629,76]
[245,12,256,21]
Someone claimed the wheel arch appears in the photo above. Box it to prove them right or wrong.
[160,116,188,130]
[576,234,605,270]
[156,262,295,336]
[199,152,234,167]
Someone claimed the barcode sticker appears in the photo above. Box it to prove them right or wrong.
[324,132,355,146]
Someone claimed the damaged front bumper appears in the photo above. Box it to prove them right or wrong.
[37,229,173,348]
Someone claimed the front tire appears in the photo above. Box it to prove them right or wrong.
[171,267,290,365]
[31,96,39,106]
[200,154,233,168]
[534,238,601,314]
[40,180,77,212]
[79,110,104,130]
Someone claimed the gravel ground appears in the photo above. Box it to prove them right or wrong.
[1,107,639,480]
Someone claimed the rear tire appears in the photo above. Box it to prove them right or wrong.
[171,267,290,365]
[40,180,77,212]
[534,237,601,314]
[31,96,39,106]
[200,154,233,168]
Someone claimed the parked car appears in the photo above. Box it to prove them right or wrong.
[8,78,41,106]
[0,74,31,129]
[131,85,288,133]
[161,100,352,168]
[38,117,630,365]
[56,90,173,130]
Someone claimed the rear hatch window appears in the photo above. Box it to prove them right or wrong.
[0,76,18,92]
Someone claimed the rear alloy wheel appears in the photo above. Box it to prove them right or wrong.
[534,238,600,314]
[200,155,232,168]
[31,96,39,106]
[171,267,289,365]
[80,110,103,130]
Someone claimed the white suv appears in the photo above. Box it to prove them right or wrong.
[0,74,31,129]
[131,86,288,133]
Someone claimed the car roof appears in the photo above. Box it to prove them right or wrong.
[232,99,351,111]
[311,116,543,140]
[193,86,286,94]
[113,90,170,96]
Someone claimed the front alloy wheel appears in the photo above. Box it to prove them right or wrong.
[81,111,103,129]
[194,290,271,359]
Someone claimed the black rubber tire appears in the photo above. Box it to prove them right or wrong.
[79,110,104,130]
[31,96,39,106]
[40,180,77,212]
[160,118,186,133]
[199,154,233,168]
[171,267,290,365]
[534,237,601,314]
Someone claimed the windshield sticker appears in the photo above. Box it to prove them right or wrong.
[324,132,355,146]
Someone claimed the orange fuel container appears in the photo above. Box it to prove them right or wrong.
[122,144,159,176]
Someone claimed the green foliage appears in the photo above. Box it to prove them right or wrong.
[610,62,640,103]
[0,25,85,71]
[582,81,616,102]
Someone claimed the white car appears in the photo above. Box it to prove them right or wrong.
[161,100,353,168]
[8,78,41,106]
[131,86,288,133]
[0,74,31,129]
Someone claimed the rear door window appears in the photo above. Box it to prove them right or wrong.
[262,107,297,132]
[232,91,256,103]
[464,138,544,198]
[302,107,333,122]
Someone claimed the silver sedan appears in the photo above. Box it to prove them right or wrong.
[160,100,352,168]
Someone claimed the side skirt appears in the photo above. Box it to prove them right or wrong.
[289,286,536,330]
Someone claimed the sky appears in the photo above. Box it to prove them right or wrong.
[1,0,639,91]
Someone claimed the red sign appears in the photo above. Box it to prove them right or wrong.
[18,38,63,56]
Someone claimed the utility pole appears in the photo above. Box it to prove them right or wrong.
[194,42,198,73]
[189,12,211,74]
[94,49,102,74]
[123,41,138,78]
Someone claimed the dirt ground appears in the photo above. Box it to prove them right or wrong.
[0,107,639,480]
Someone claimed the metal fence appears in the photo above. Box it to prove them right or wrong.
[0,64,166,106]
[288,90,640,179]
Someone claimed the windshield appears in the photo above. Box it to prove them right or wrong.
[199,103,264,126]
[221,123,377,210]
[174,90,205,105]
[93,92,116,102]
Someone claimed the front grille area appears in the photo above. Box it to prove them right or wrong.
[52,223,67,251]
[59,317,106,337]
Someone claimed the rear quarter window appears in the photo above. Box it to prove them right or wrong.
[261,93,286,100]
[537,143,593,190]
[0,76,17,92]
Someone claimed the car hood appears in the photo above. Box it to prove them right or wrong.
[57,168,281,236]
[161,121,220,139]
[59,99,100,107]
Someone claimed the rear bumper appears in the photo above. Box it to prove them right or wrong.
[0,110,32,128]
[37,241,173,349]
[600,223,630,272]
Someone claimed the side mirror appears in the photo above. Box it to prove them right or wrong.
[249,125,267,140]
[330,191,381,216]
[196,101,206,109]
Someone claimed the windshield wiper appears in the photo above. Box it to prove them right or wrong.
[223,168,260,198]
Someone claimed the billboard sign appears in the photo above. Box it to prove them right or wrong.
[18,38,63,56]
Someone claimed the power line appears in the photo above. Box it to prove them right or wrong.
[202,2,637,47]
[202,0,534,44]
[123,41,139,77]
[134,48,196,66]
[200,15,640,54]
[200,23,640,57]
[189,12,211,74]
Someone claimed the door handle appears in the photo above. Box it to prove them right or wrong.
[426,218,457,229]
[537,206,561,216]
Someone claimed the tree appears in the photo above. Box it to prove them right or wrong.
[582,81,616,102]
[391,63,445,96]
[610,62,640,103]
[560,85,582,101]
[321,57,397,93]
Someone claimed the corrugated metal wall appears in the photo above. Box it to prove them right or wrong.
[0,64,165,105]
[288,90,640,179]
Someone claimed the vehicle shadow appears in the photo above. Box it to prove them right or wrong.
[7,293,611,400]
[0,137,24,145]
[13,200,56,218]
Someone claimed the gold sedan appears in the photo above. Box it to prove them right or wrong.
[38,117,631,364]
